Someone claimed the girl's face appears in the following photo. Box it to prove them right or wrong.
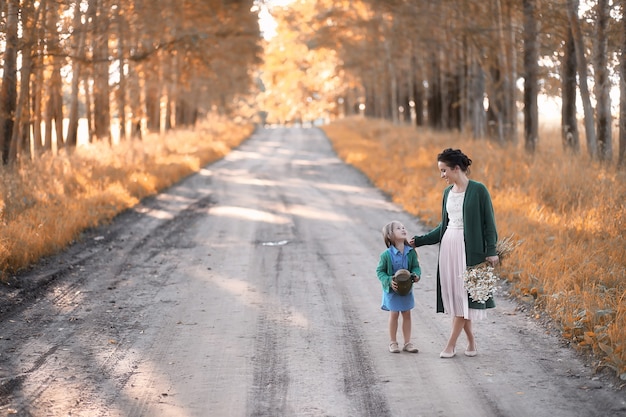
[391,223,407,242]
[438,161,460,184]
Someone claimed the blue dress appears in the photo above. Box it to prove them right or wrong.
[381,246,415,312]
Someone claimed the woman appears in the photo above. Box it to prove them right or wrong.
[410,148,498,358]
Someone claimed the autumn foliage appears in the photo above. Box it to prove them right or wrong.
[0,117,253,276]
[322,117,626,381]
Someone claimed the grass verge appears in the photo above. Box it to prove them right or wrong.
[0,116,254,277]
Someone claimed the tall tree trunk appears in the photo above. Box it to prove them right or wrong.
[469,48,486,139]
[412,56,425,126]
[84,78,95,143]
[23,0,47,158]
[406,46,416,126]
[12,0,40,161]
[567,0,597,158]
[383,37,399,124]
[439,51,450,129]
[389,65,398,124]
[0,0,19,165]
[12,30,33,161]
[39,4,55,150]
[92,0,111,143]
[128,60,143,140]
[496,0,513,143]
[44,61,64,151]
[144,46,161,133]
[620,1,626,168]
[562,27,580,153]
[163,55,174,131]
[32,59,44,156]
[169,52,182,130]
[32,13,45,157]
[449,68,462,130]
[115,4,127,141]
[66,2,86,148]
[145,77,161,133]
[42,0,64,151]
[428,53,442,129]
[523,0,539,153]
[486,64,504,142]
[595,0,613,161]
[507,3,518,144]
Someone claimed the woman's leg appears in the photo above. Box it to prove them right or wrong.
[442,316,465,354]
[401,310,412,343]
[464,319,476,351]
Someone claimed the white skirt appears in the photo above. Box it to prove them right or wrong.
[439,227,487,321]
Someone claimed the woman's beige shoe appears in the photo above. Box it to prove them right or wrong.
[439,349,456,358]
[464,345,477,357]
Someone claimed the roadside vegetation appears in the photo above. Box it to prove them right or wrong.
[322,117,626,382]
[0,116,253,278]
[2,114,624,383]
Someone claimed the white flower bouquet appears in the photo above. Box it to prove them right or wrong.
[463,262,498,303]
[463,234,521,303]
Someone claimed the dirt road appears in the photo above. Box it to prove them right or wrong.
[0,127,624,417]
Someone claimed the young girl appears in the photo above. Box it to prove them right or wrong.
[376,221,421,353]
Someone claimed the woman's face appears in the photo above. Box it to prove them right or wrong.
[438,161,460,184]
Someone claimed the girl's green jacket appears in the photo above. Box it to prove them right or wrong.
[376,248,421,293]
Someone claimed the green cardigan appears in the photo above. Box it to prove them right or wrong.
[413,180,497,311]
[376,247,421,293]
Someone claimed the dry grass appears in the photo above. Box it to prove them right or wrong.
[0,115,254,276]
[322,116,626,380]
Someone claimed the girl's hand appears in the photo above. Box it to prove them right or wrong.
[390,280,398,291]
[486,255,499,266]
[410,273,420,283]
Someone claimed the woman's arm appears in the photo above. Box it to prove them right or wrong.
[480,185,498,257]
[411,223,442,247]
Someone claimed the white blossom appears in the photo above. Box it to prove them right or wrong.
[463,263,499,304]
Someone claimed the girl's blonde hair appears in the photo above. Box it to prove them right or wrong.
[382,220,404,248]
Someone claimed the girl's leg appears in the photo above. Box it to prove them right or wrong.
[389,311,400,342]
[442,316,465,354]
[401,310,412,343]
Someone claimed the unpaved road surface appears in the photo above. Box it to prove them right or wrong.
[0,127,624,417]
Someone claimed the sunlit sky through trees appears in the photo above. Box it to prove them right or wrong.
[254,0,615,125]
[255,0,294,40]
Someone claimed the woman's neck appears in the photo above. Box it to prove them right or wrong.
[453,177,469,192]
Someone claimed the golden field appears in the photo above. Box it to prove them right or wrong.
[321,117,626,381]
[0,116,254,277]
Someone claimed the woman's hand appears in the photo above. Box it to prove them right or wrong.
[486,255,499,266]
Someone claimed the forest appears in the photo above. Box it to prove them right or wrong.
[0,0,262,164]
[0,0,624,381]
[0,1,626,164]
[264,0,626,165]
